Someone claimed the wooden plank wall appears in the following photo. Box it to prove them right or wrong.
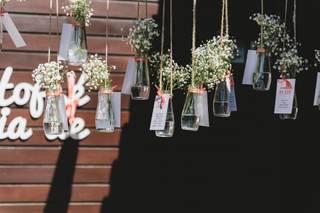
[0,0,158,212]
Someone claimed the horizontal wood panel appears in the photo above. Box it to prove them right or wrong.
[4,109,130,128]
[0,184,109,202]
[6,0,158,19]
[0,129,122,146]
[3,33,133,55]
[0,203,101,213]
[0,52,131,72]
[10,14,134,36]
[0,147,118,165]
[0,166,111,183]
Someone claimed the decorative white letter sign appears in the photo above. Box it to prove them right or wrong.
[274,79,296,114]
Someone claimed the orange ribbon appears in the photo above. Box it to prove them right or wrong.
[0,7,5,16]
[280,75,292,89]
[65,72,79,125]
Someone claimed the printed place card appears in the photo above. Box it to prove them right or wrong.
[1,13,26,48]
[150,95,170,130]
[59,95,69,132]
[274,79,296,114]
[313,72,320,106]
[227,76,237,112]
[197,91,210,127]
[111,92,121,128]
[242,50,258,85]
[121,58,137,95]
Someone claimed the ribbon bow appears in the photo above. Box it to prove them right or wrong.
[65,72,79,125]
[280,75,292,89]
[155,85,166,109]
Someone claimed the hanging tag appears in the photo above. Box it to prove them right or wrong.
[121,58,137,95]
[150,94,170,130]
[0,16,3,51]
[1,13,26,48]
[227,76,237,112]
[197,91,210,127]
[59,95,69,132]
[274,79,296,114]
[242,50,258,85]
[111,92,121,128]
[313,72,320,106]
[58,23,74,61]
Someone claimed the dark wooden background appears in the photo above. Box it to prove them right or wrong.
[0,0,158,212]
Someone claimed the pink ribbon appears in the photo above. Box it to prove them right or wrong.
[280,75,292,89]
[65,72,79,125]
[155,86,166,109]
[0,7,5,16]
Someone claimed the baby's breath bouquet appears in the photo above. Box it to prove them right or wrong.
[274,43,308,79]
[62,0,93,27]
[314,50,320,67]
[32,61,65,92]
[193,36,238,90]
[128,18,159,57]
[149,52,191,91]
[250,13,287,54]
[81,54,115,91]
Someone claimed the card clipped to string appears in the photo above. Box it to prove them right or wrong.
[121,58,137,95]
[58,23,74,61]
[150,94,170,131]
[274,79,296,114]
[111,92,122,128]
[227,76,237,112]
[197,91,210,127]
[242,50,258,85]
[313,72,320,106]
[0,13,26,48]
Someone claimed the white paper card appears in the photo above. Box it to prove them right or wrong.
[242,50,258,85]
[1,13,26,48]
[59,95,69,132]
[227,76,237,112]
[150,95,170,130]
[313,72,320,106]
[274,79,296,114]
[58,23,74,61]
[111,92,121,128]
[121,58,137,95]
[197,91,210,127]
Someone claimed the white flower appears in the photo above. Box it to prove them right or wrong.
[62,0,93,27]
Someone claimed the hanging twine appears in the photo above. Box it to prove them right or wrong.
[159,0,166,91]
[137,0,140,19]
[220,0,229,37]
[56,0,59,64]
[260,0,264,48]
[105,0,110,65]
[293,0,297,45]
[191,0,197,87]
[0,2,4,52]
[48,0,53,62]
[170,0,173,96]
[145,0,148,18]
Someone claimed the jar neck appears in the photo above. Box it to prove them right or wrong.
[46,86,62,97]
[99,87,112,94]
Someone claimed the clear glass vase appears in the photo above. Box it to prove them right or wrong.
[68,26,88,66]
[213,79,231,117]
[43,91,64,136]
[131,57,150,100]
[252,49,272,91]
[279,93,298,120]
[155,93,175,138]
[95,88,115,133]
[181,87,200,131]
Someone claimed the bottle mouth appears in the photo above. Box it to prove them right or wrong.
[99,87,113,94]
[257,48,266,53]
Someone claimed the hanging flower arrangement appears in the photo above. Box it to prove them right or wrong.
[149,52,191,91]
[250,13,286,54]
[81,54,115,91]
[193,35,238,90]
[127,18,159,57]
[32,61,65,91]
[62,0,93,27]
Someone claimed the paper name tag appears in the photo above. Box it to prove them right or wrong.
[313,72,320,106]
[227,76,237,112]
[121,58,137,95]
[150,95,170,130]
[111,92,121,128]
[242,50,258,85]
[1,13,26,48]
[58,23,74,61]
[59,95,69,132]
[274,79,296,114]
[197,91,210,127]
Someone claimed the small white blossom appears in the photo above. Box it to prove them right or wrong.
[62,0,93,27]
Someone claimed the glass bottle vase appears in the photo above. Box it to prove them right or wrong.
[213,79,231,117]
[43,91,64,136]
[68,26,88,66]
[95,88,115,133]
[155,93,175,138]
[252,49,272,91]
[279,93,298,120]
[131,57,150,100]
[181,87,200,131]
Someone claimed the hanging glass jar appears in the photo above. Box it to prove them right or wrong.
[131,57,150,100]
[155,92,175,137]
[279,92,298,120]
[213,78,231,117]
[252,48,272,91]
[68,25,88,66]
[181,87,200,131]
[95,87,115,133]
[43,89,64,136]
